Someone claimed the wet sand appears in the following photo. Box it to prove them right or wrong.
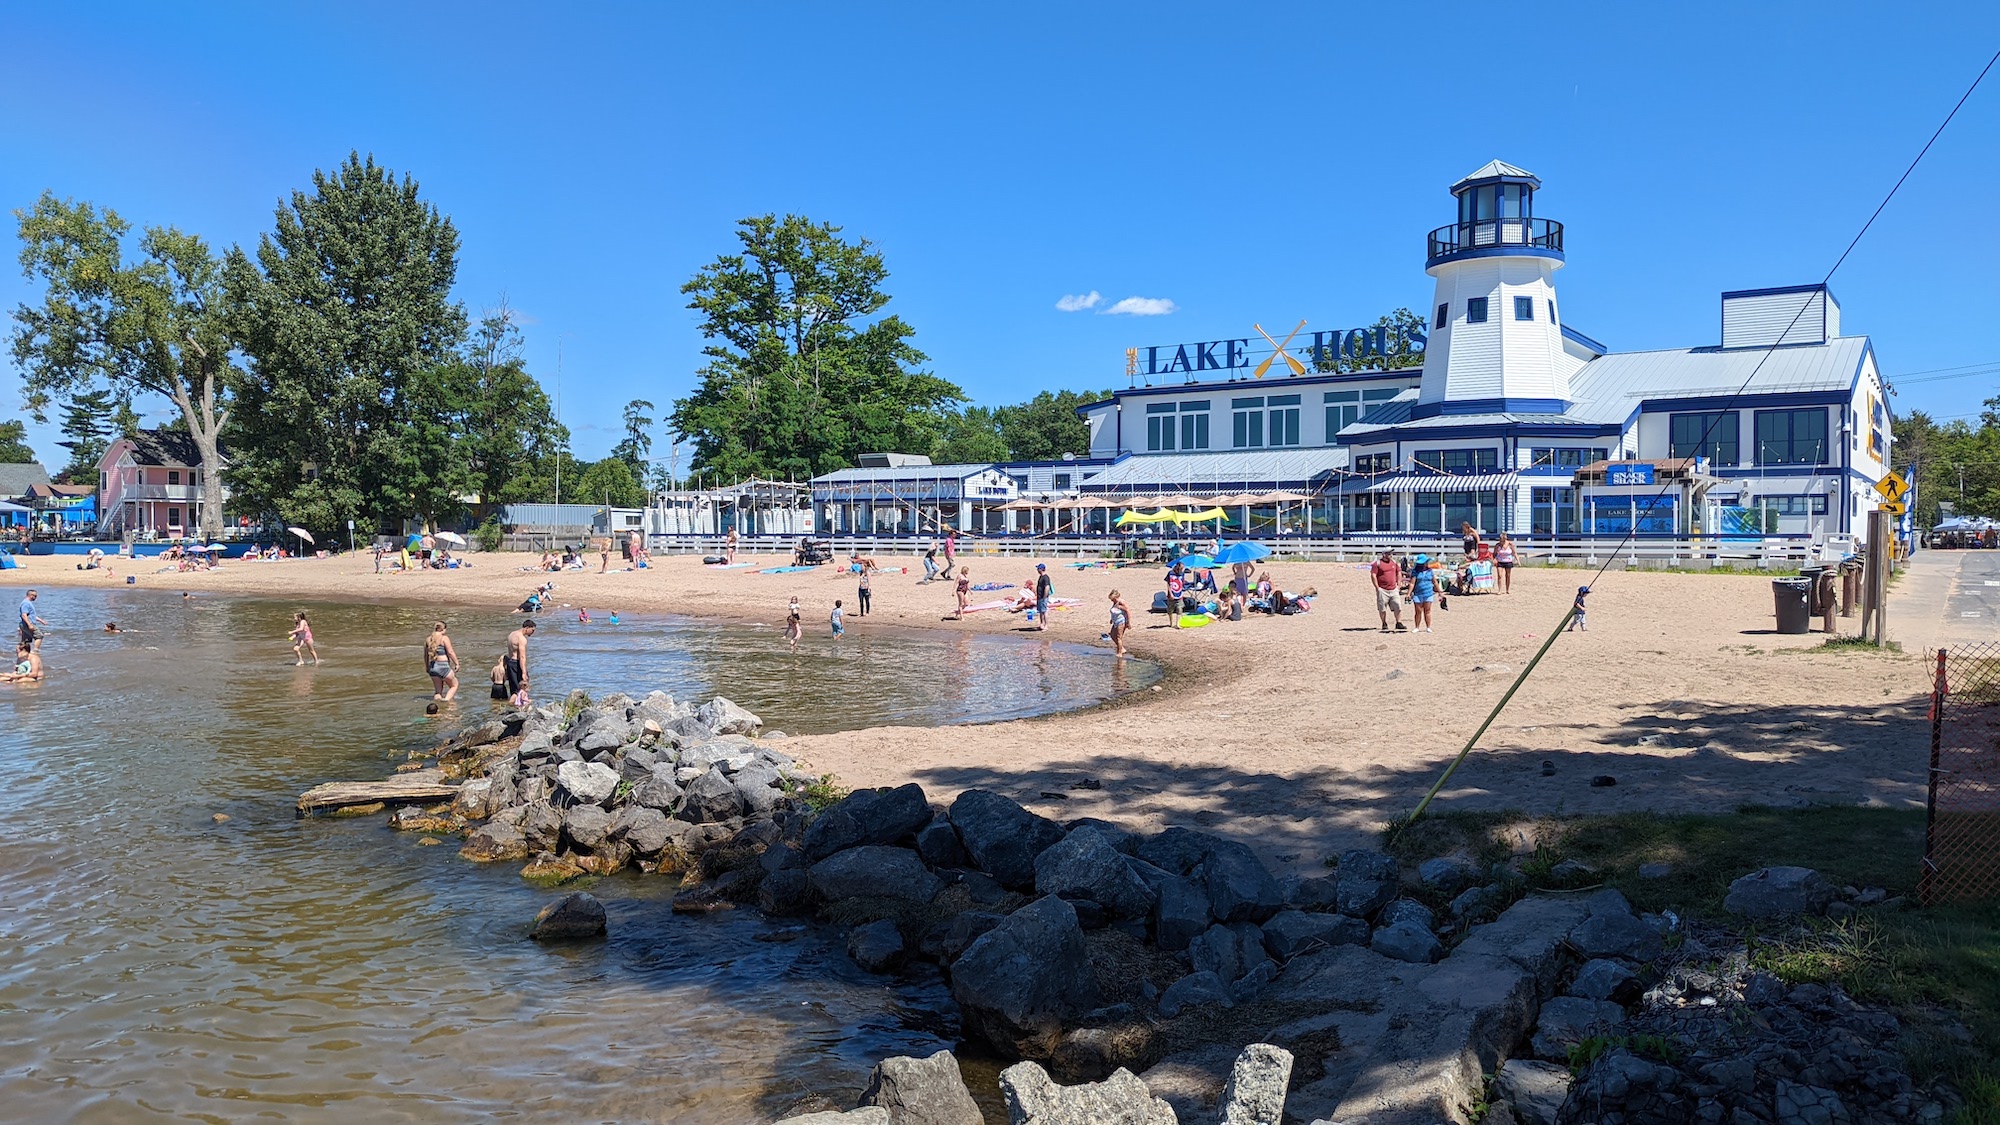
[27,548,1935,860]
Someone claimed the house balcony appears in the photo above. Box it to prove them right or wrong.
[1425,217,1564,268]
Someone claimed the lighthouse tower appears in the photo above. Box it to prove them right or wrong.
[1416,161,1570,414]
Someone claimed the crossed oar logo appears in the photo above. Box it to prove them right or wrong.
[1252,320,1308,378]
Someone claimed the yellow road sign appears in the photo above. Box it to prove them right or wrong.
[1875,470,1908,500]
[1879,499,1907,516]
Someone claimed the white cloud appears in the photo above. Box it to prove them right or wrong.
[1100,296,1178,317]
[1055,290,1103,312]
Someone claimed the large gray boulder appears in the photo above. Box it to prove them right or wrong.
[629,764,683,812]
[696,695,763,735]
[1335,850,1401,919]
[951,896,1101,1056]
[1197,839,1284,923]
[459,821,529,862]
[915,820,967,869]
[1530,996,1626,1061]
[1152,876,1212,953]
[1158,970,1233,1017]
[1218,1043,1292,1125]
[1260,909,1368,961]
[1567,911,1663,962]
[562,804,613,850]
[520,801,563,852]
[1724,866,1836,919]
[950,790,1065,890]
[1035,828,1157,918]
[997,1060,1176,1124]
[809,846,942,904]
[1496,1057,1571,1125]
[1417,853,1481,895]
[555,759,619,805]
[1370,920,1442,964]
[1377,898,1435,932]
[773,1110,889,1125]
[609,805,675,856]
[847,919,906,973]
[1134,826,1220,876]
[803,783,934,861]
[1189,922,1269,985]
[528,892,606,940]
[857,1050,983,1125]
[678,767,745,823]
[732,763,787,816]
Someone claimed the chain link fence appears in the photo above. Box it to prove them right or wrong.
[1922,642,2000,905]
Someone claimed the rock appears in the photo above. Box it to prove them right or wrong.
[1569,958,1642,1004]
[848,918,906,973]
[1637,862,1673,880]
[576,717,631,757]
[857,1049,983,1125]
[922,910,1005,963]
[1288,874,1340,911]
[951,896,1100,1056]
[998,1061,1176,1124]
[1189,922,1270,984]
[1724,866,1836,919]
[1064,817,1140,854]
[562,804,614,851]
[803,783,933,861]
[555,759,620,805]
[809,846,942,904]
[950,789,1065,890]
[1217,1043,1292,1125]
[1417,854,1480,894]
[459,821,529,862]
[1261,909,1368,960]
[1035,828,1158,919]
[1228,959,1276,1003]
[528,892,606,940]
[611,806,674,856]
[1450,883,1507,920]
[1158,970,1234,1017]
[1558,1048,1680,1124]
[452,777,493,818]
[1134,825,1219,876]
[915,820,967,869]
[1197,839,1285,923]
[1370,920,1442,964]
[773,1110,890,1125]
[629,765,683,811]
[1141,875,1205,954]
[1530,996,1626,1060]
[1335,850,1400,919]
[759,869,813,915]
[1568,911,1664,962]
[1548,859,1598,885]
[1377,898,1435,931]
[696,695,762,735]
[520,801,563,852]
[1495,1058,1570,1125]
[679,767,746,823]
[1584,888,1632,917]
[1772,1078,1851,1125]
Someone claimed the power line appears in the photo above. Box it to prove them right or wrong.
[1399,44,2000,832]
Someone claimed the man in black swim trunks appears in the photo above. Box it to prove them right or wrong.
[503,618,535,705]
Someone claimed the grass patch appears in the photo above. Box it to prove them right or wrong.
[1810,635,1905,654]
[1392,806,1999,1122]
[798,773,848,812]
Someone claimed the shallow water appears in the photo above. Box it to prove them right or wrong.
[0,586,1157,1122]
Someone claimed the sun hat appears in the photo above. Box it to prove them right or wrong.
[1414,554,1429,564]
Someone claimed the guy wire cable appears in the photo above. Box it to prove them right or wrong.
[1394,45,2000,836]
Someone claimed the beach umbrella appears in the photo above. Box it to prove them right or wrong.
[434,530,467,546]
[1213,541,1272,565]
[1176,553,1218,568]
[185,543,211,553]
[288,526,315,545]
[406,533,424,549]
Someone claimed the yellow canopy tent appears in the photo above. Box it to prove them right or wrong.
[1116,507,1231,525]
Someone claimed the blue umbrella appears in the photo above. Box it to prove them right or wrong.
[406,533,424,549]
[1175,554,1218,568]
[1213,541,1272,565]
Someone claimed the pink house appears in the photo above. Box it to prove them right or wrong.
[97,429,230,538]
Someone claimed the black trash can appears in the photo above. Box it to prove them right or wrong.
[1772,577,1813,634]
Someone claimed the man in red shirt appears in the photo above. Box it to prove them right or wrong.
[1371,549,1407,633]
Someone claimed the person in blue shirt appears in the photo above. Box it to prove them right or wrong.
[1570,586,1590,632]
[1409,554,1440,633]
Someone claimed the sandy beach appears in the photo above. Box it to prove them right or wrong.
[18,547,1936,860]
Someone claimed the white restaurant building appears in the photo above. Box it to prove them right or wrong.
[1070,161,1895,543]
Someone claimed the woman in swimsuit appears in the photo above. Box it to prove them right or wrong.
[1107,589,1132,657]
[289,612,319,666]
[424,621,460,701]
[1493,534,1517,594]
[954,567,970,619]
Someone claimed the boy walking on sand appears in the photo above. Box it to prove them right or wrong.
[1570,586,1590,632]
[830,599,845,638]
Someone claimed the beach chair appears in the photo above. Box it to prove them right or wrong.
[1453,559,1498,595]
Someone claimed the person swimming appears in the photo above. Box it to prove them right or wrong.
[578,608,591,624]
[607,612,620,624]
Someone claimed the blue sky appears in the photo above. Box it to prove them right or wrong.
[4,3,1997,465]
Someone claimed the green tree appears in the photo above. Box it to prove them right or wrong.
[451,305,565,505]
[612,398,655,474]
[10,193,234,539]
[0,420,33,462]
[1312,307,1429,374]
[55,388,120,483]
[998,389,1111,461]
[932,404,1009,464]
[671,214,963,480]
[224,153,468,537]
[564,456,646,508]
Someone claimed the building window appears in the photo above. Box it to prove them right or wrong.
[1465,297,1488,324]
[1354,451,1392,475]
[1514,296,1534,321]
[1549,300,1558,326]
[1146,403,1176,452]
[168,506,182,527]
[1668,412,1740,465]
[1267,394,1301,447]
[1053,472,1072,490]
[1532,487,1578,534]
[1527,446,1612,470]
[168,470,181,485]
[1761,495,1829,517]
[1179,400,1211,450]
[1361,388,1401,410]
[1413,492,1443,532]
[1417,448,1499,474]
[1435,303,1448,329]
[1325,390,1359,435]
[1232,396,1266,449]
[1754,409,1829,465]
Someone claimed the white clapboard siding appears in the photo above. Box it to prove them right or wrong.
[1722,287,1839,348]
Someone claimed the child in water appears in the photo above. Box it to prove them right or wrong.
[1569,586,1590,632]
[490,658,508,700]
[578,608,591,624]
[785,609,803,652]
[607,612,619,624]
[289,612,319,665]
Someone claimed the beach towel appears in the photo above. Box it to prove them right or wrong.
[958,598,1017,614]
[970,582,1013,591]
[758,565,818,574]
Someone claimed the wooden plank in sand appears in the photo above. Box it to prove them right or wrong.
[297,768,457,814]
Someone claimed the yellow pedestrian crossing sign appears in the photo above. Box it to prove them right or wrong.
[1874,470,1908,501]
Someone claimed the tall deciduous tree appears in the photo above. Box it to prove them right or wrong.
[224,153,469,536]
[450,304,566,505]
[671,215,963,480]
[565,456,647,508]
[10,193,234,538]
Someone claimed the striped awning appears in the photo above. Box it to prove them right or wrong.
[1364,473,1519,493]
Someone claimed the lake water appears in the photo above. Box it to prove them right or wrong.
[0,586,1158,1122]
